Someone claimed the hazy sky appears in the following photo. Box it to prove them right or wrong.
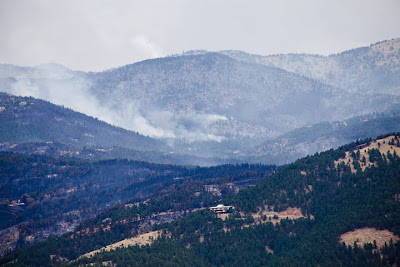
[1,0,399,71]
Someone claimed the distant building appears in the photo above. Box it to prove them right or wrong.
[209,204,234,213]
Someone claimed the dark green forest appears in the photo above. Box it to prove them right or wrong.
[2,134,400,266]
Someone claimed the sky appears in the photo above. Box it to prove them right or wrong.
[1,0,400,71]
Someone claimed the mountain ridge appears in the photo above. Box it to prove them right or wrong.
[220,37,400,95]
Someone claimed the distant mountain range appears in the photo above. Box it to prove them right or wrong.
[1,38,400,162]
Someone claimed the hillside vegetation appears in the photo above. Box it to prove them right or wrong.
[3,134,399,266]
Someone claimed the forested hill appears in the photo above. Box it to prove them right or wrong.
[4,133,400,266]
[0,92,164,152]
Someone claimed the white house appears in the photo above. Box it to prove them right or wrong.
[209,204,234,213]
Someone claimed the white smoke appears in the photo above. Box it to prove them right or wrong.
[131,35,163,59]
[6,64,227,142]
[8,65,169,138]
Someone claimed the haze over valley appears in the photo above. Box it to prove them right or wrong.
[1,38,400,164]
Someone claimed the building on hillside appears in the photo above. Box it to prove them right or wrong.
[209,204,234,213]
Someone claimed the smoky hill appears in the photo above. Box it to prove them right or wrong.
[4,134,400,266]
[0,92,162,152]
[0,93,225,166]
[89,52,338,142]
